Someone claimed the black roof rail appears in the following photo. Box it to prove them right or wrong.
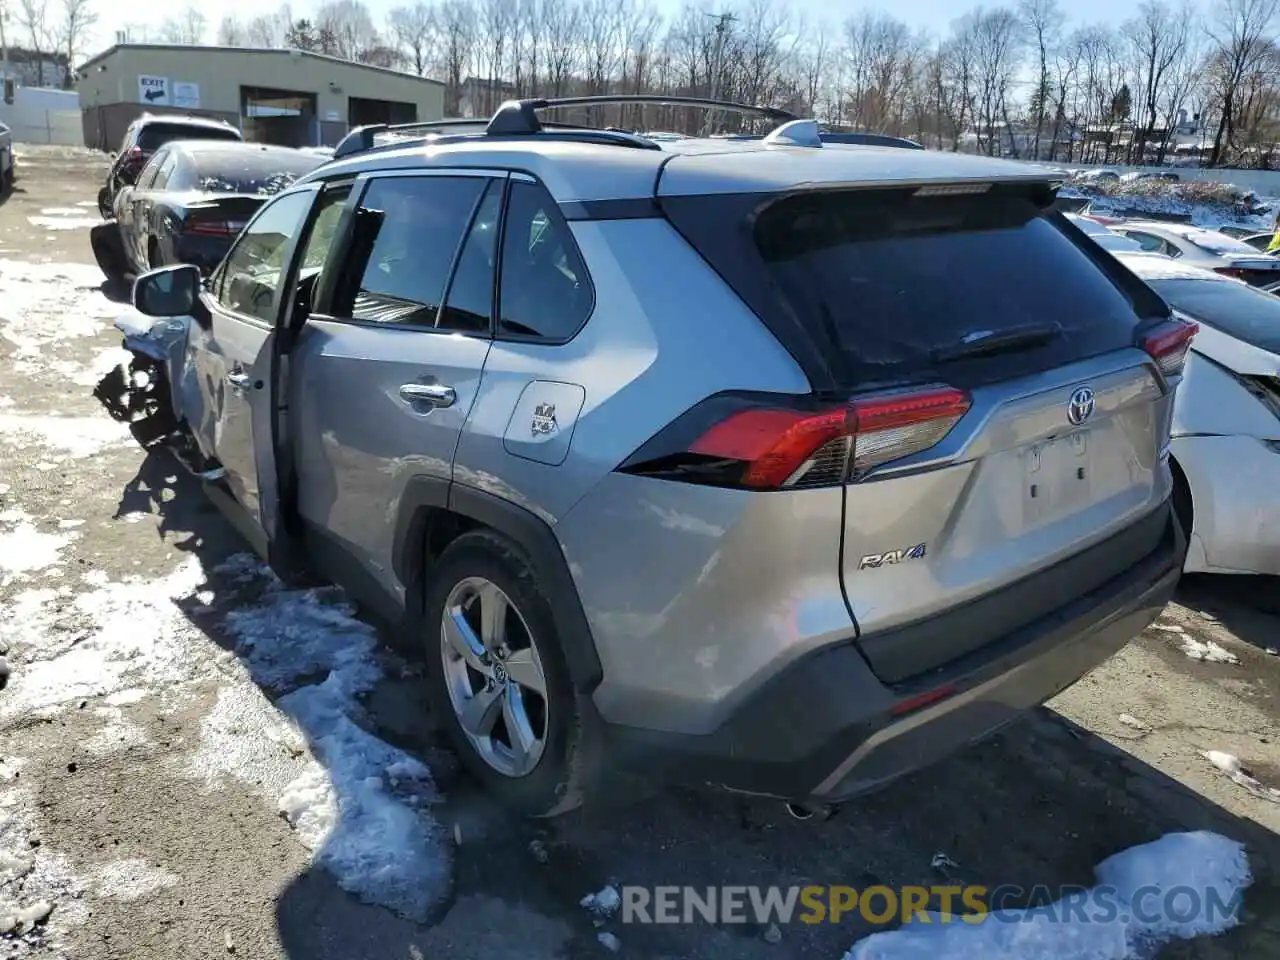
[486,95,797,135]
[330,94,795,161]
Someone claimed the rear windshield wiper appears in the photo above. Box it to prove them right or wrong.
[930,322,1063,363]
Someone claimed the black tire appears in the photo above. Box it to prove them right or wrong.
[90,222,128,285]
[422,529,600,817]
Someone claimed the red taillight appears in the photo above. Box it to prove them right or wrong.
[1214,267,1246,280]
[185,220,234,236]
[1141,318,1198,377]
[621,386,971,490]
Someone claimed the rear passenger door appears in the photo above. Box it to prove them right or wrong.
[290,169,501,592]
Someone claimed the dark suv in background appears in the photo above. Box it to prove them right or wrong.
[98,113,242,218]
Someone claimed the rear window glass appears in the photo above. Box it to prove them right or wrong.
[748,192,1146,385]
[1182,229,1261,257]
[137,123,241,151]
[189,150,323,195]
[1149,277,1280,353]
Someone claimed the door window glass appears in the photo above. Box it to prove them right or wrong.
[215,189,316,323]
[290,186,351,321]
[346,175,487,327]
[437,181,502,333]
[497,180,593,340]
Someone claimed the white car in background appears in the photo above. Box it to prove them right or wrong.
[1064,213,1148,253]
[1116,251,1280,576]
[1112,220,1280,286]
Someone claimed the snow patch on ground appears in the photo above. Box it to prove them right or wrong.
[212,553,449,923]
[0,559,211,720]
[0,260,119,379]
[843,831,1250,960]
[186,682,310,799]
[0,509,76,585]
[0,410,131,458]
[85,859,179,902]
[26,216,105,231]
[84,706,152,756]
[1180,637,1240,664]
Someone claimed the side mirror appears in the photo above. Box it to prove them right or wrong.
[133,263,201,318]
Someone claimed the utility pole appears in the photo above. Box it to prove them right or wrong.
[700,11,736,137]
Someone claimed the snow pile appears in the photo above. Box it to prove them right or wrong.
[1062,176,1274,231]
[211,554,449,922]
[1203,751,1280,803]
[844,831,1250,960]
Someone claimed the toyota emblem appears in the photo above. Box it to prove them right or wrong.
[1067,386,1096,426]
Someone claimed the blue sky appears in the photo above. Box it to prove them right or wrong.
[95,0,1152,58]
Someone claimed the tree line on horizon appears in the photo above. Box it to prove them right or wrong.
[9,0,1280,166]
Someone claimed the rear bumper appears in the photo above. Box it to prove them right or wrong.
[604,502,1182,803]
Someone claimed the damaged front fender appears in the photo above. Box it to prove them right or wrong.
[93,311,192,449]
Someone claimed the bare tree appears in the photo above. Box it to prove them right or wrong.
[158,6,208,44]
[1020,0,1063,158]
[541,0,581,98]
[316,0,384,61]
[216,15,246,45]
[59,0,97,82]
[434,0,475,112]
[1123,0,1189,163]
[16,0,56,86]
[1205,0,1279,164]
[243,4,294,47]
[389,2,434,74]
[970,7,1022,156]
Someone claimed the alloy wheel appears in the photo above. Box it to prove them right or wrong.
[439,576,549,777]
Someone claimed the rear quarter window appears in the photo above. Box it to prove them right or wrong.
[137,123,241,151]
[663,188,1163,389]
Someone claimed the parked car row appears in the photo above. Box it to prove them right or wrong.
[1062,208,1280,579]
[90,113,327,286]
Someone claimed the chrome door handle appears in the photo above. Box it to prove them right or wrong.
[399,383,455,408]
[226,371,252,390]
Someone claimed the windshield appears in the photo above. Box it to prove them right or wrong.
[1149,277,1280,353]
[1182,229,1263,257]
[137,123,241,151]
[190,150,323,195]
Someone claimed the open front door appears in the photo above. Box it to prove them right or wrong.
[187,185,322,556]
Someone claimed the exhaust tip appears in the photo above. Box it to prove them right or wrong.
[784,801,814,821]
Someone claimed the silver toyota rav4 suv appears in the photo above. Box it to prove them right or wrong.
[114,96,1193,818]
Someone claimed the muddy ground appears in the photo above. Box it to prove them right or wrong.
[1,145,1279,959]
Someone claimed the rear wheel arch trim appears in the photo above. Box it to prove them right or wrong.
[394,477,604,693]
